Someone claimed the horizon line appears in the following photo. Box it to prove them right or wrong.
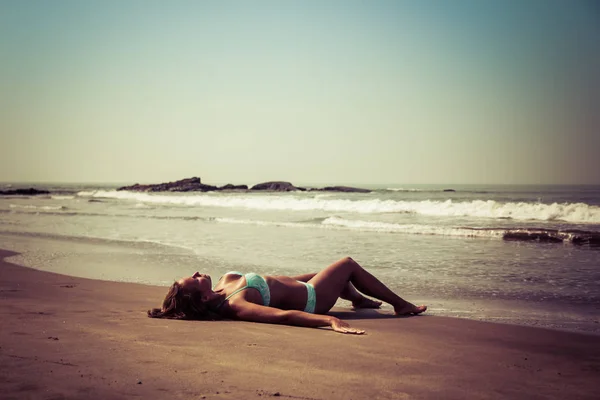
[2,180,599,187]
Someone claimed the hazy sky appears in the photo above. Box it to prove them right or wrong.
[1,0,599,185]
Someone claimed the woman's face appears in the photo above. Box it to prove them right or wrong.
[178,272,212,294]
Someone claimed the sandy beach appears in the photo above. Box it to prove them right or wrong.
[1,247,599,400]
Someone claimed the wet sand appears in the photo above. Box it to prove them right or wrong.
[1,248,599,399]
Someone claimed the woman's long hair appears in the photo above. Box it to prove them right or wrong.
[148,281,213,320]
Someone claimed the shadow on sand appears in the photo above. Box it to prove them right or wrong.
[328,309,429,320]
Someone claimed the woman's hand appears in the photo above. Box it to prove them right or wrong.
[330,317,365,335]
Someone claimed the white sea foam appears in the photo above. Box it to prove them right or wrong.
[9,204,66,211]
[214,217,307,229]
[213,216,504,239]
[386,188,425,192]
[321,217,505,237]
[77,190,600,224]
[212,216,597,243]
[51,195,75,200]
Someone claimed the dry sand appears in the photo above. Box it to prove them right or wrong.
[1,248,599,400]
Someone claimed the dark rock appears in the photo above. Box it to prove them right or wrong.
[319,186,371,193]
[117,177,218,192]
[309,186,371,193]
[116,177,373,193]
[0,188,50,195]
[570,233,600,247]
[219,184,248,190]
[250,181,303,191]
[443,189,456,192]
[503,231,564,243]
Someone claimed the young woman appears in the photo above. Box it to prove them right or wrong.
[148,257,426,334]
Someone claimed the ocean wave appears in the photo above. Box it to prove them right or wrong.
[321,217,503,237]
[51,195,75,200]
[214,216,500,237]
[77,190,600,224]
[9,204,67,211]
[212,216,600,245]
[321,217,600,243]
[383,188,463,193]
[214,217,310,229]
[385,188,426,192]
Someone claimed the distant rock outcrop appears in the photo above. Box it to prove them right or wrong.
[317,186,371,193]
[117,177,218,192]
[443,189,456,192]
[250,181,305,191]
[219,184,248,190]
[117,177,371,193]
[0,188,50,195]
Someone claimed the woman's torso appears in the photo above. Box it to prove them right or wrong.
[214,273,310,311]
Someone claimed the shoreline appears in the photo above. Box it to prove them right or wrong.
[1,247,600,399]
[1,230,598,336]
[1,231,598,336]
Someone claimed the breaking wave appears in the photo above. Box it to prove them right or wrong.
[77,190,600,224]
[385,188,427,192]
[384,188,459,192]
[321,217,600,245]
[9,204,67,211]
[211,216,600,245]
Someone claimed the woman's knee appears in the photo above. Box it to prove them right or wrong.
[322,257,359,277]
[337,256,358,269]
[343,256,360,265]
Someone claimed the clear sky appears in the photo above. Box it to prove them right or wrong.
[1,0,599,185]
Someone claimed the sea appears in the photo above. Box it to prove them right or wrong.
[1,182,599,334]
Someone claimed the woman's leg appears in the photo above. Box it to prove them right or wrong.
[342,283,382,308]
[307,257,427,315]
[290,273,381,308]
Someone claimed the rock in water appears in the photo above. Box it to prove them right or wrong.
[0,188,50,195]
[318,186,371,193]
[117,177,371,193]
[117,177,218,192]
[219,184,248,190]
[250,181,304,191]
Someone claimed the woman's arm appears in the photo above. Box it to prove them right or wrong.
[229,302,364,334]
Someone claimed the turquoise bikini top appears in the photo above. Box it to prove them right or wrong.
[216,271,271,307]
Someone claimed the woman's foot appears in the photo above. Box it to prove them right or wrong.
[394,303,427,315]
[352,296,382,309]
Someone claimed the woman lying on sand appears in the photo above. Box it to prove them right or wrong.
[148,257,426,334]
